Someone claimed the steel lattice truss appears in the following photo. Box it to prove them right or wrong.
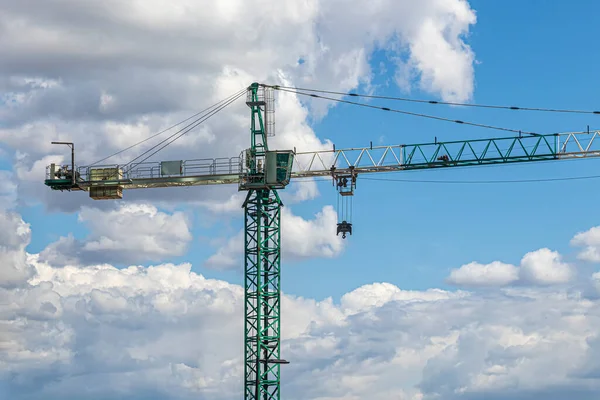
[55,130,600,191]
[293,130,600,175]
[244,189,282,400]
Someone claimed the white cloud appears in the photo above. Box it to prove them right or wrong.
[339,282,467,315]
[0,0,477,212]
[10,263,597,400]
[404,0,477,102]
[448,248,572,287]
[204,205,344,270]
[571,226,600,263]
[39,203,192,265]
[447,261,519,287]
[2,209,600,399]
[519,248,572,285]
[282,179,320,204]
[0,212,34,287]
[282,205,344,260]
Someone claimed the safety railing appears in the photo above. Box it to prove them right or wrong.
[73,156,243,182]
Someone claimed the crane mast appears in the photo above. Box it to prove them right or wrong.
[240,83,292,400]
[43,82,600,399]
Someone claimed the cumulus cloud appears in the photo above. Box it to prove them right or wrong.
[405,0,476,102]
[447,261,519,287]
[519,248,572,285]
[2,262,243,400]
[0,212,35,287]
[571,226,600,263]
[339,282,467,315]
[447,248,572,288]
[5,263,600,400]
[282,179,320,204]
[0,0,477,212]
[205,205,344,270]
[3,209,600,399]
[282,205,344,259]
[39,203,192,266]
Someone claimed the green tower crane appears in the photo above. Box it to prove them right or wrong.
[44,82,600,399]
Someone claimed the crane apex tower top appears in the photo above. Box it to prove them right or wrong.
[239,83,295,191]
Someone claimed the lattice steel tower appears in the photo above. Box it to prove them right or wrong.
[240,83,294,400]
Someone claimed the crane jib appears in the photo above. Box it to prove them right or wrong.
[44,130,600,193]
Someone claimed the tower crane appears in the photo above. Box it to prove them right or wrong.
[44,82,600,400]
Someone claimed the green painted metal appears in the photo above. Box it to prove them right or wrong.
[397,134,558,170]
[243,83,284,400]
[243,188,282,400]
[248,82,268,174]
[44,179,77,191]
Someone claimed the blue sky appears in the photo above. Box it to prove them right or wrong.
[13,0,600,301]
[289,0,600,299]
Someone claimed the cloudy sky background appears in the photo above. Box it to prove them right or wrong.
[2,0,600,399]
